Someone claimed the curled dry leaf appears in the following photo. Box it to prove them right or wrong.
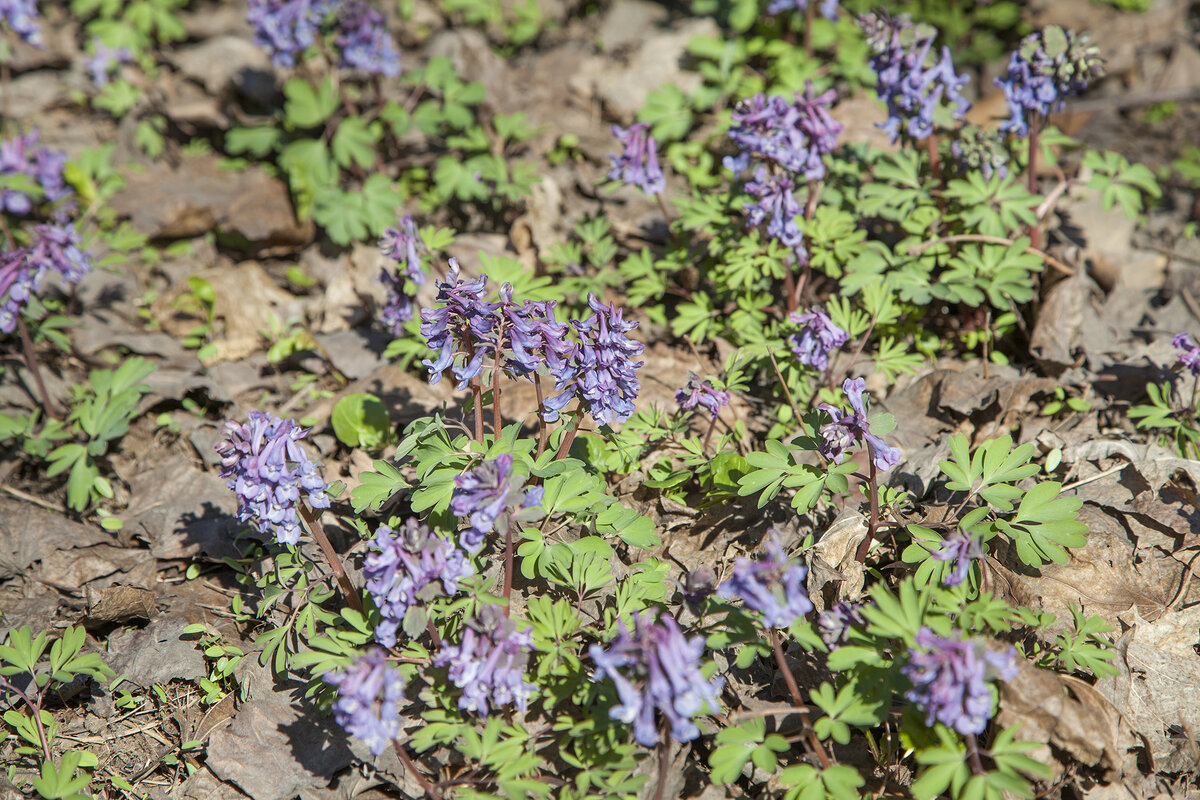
[84,584,155,624]
[806,508,867,612]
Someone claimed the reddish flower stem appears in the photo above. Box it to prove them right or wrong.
[298,503,363,614]
[16,316,59,420]
[533,374,549,459]
[768,629,831,768]
[391,741,442,800]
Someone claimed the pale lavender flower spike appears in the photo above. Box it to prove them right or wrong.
[818,377,902,471]
[1174,333,1200,376]
[716,532,813,629]
[545,294,644,427]
[0,0,42,46]
[766,0,839,20]
[902,628,1017,735]
[995,27,1104,138]
[608,123,665,195]
[788,309,849,371]
[0,249,46,335]
[85,39,134,87]
[450,454,542,553]
[325,649,405,757]
[589,610,724,747]
[435,606,537,717]
[931,530,983,587]
[676,373,730,420]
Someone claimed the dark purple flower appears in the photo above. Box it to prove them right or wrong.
[817,601,865,651]
[716,532,813,629]
[864,13,970,143]
[324,649,405,757]
[364,519,473,648]
[246,0,336,67]
[434,607,536,717]
[818,377,902,471]
[676,373,729,420]
[744,167,805,259]
[608,123,665,195]
[995,27,1104,138]
[31,222,92,284]
[725,84,843,178]
[682,567,716,608]
[932,530,983,587]
[788,308,848,371]
[419,259,499,390]
[0,129,69,215]
[765,0,838,20]
[335,0,401,77]
[498,285,576,381]
[85,38,134,87]
[377,215,426,335]
[378,268,416,334]
[950,125,1009,181]
[214,411,330,546]
[554,294,644,427]
[0,0,41,46]
[589,610,723,747]
[902,628,1018,735]
[1174,333,1200,376]
[0,248,44,335]
[450,454,540,553]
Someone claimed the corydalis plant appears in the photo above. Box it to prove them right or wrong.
[725,83,843,178]
[1174,332,1200,377]
[0,129,69,216]
[0,0,41,46]
[995,26,1104,138]
[818,377,902,471]
[716,533,813,629]
[378,215,427,334]
[324,649,405,757]
[449,453,542,554]
[788,308,848,372]
[744,167,805,259]
[676,373,729,420]
[247,0,400,75]
[950,125,1010,181]
[608,123,664,196]
[435,606,537,717]
[902,628,1017,736]
[765,0,838,20]
[589,610,723,747]
[0,224,93,335]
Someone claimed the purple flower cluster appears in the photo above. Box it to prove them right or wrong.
[450,454,542,553]
[902,628,1018,736]
[589,610,723,747]
[608,123,664,196]
[551,293,645,426]
[364,519,473,648]
[0,225,94,335]
[31,223,92,284]
[788,308,848,371]
[818,377,902,472]
[420,260,500,389]
[324,649,405,757]
[0,129,70,216]
[85,39,134,87]
[675,373,729,420]
[950,125,1009,181]
[817,601,865,651]
[378,215,426,334]
[1174,333,1200,376]
[765,0,838,20]
[864,13,970,143]
[725,83,843,179]
[435,607,536,717]
[745,167,805,259]
[995,26,1104,138]
[716,533,813,629]
[932,530,983,587]
[0,0,41,46]
[214,411,330,546]
[247,0,400,75]
[0,249,44,335]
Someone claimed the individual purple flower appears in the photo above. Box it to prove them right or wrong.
[30,222,92,284]
[676,373,729,420]
[932,530,983,587]
[377,215,426,335]
[744,167,805,259]
[818,377,902,471]
[1174,333,1200,377]
[449,454,541,553]
[589,610,723,747]
[608,123,665,196]
[364,519,473,648]
[419,259,499,389]
[765,0,838,20]
[335,0,401,77]
[902,628,1018,736]
[378,268,416,334]
[435,607,536,717]
[324,649,405,757]
[716,532,813,629]
[864,13,971,143]
[725,84,843,178]
[787,308,848,371]
[553,294,644,427]
[0,0,41,46]
[85,39,134,87]
[950,125,1009,181]
[214,411,331,546]
[817,601,866,651]
[246,0,336,67]
[0,130,69,215]
[0,248,44,335]
[995,26,1104,138]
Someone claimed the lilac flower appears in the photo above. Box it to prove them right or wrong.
[788,308,848,371]
[765,0,838,20]
[682,567,716,608]
[0,0,41,46]
[932,530,983,587]
[818,377,902,471]
[744,167,805,259]
[85,39,134,87]
[0,249,44,335]
[378,268,416,334]
[995,27,1104,138]
[246,0,336,67]
[725,84,843,178]
[817,601,865,651]
[364,519,473,648]
[902,628,1018,736]
[676,373,729,420]
[30,223,92,284]
[0,130,69,215]
[214,411,330,546]
[950,125,1009,181]
[501,291,576,385]
[553,294,644,427]
[324,649,405,757]
[864,13,970,143]
[450,454,541,553]
[335,0,401,77]
[435,607,536,717]
[608,123,665,196]
[419,259,499,389]
[589,610,723,747]
[377,215,426,335]
[1174,333,1200,376]
[716,533,813,629]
